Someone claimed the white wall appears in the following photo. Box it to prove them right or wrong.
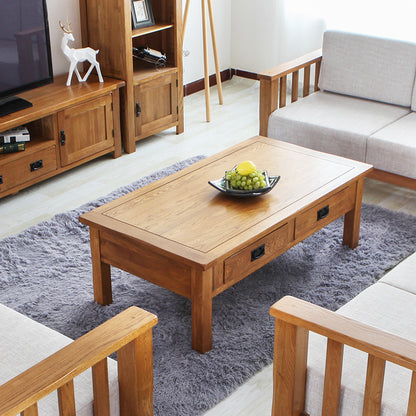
[230,0,325,74]
[46,0,232,84]
[182,0,232,85]
[46,0,82,76]
[42,0,416,84]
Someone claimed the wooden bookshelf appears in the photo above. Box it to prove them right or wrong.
[80,0,184,153]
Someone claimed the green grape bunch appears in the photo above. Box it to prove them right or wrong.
[225,168,267,191]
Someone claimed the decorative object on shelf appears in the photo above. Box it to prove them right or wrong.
[0,142,25,154]
[183,0,223,122]
[132,46,166,68]
[131,0,155,29]
[59,20,104,87]
[0,127,30,144]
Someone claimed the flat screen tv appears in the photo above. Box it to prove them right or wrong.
[0,0,53,117]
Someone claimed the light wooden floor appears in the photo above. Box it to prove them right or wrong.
[0,77,415,415]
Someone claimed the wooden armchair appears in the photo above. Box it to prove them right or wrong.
[269,296,416,416]
[258,48,416,190]
[0,306,157,416]
[258,49,322,138]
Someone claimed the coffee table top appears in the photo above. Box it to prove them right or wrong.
[80,136,372,267]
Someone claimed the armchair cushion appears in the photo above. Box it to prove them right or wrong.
[267,91,410,162]
[0,304,120,415]
[367,113,416,179]
[305,281,416,415]
[379,252,416,294]
[318,30,416,107]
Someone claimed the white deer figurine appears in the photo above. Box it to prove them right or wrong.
[59,20,104,86]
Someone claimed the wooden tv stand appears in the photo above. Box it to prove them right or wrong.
[0,75,125,199]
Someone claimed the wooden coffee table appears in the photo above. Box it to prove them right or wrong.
[79,136,372,353]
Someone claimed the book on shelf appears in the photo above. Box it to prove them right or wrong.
[0,126,30,144]
[0,142,25,154]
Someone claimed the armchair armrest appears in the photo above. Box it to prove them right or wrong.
[269,296,416,416]
[0,306,158,416]
[259,49,322,136]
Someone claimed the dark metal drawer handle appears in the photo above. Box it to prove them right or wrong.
[136,102,141,117]
[30,159,43,172]
[317,205,330,221]
[0,175,3,184]
[251,244,265,261]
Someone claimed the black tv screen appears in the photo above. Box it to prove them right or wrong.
[0,0,53,117]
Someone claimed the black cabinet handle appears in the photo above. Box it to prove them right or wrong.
[317,205,330,221]
[136,102,141,117]
[30,159,43,172]
[0,175,3,184]
[251,244,265,261]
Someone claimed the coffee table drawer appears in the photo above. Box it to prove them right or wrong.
[295,185,355,240]
[224,223,289,285]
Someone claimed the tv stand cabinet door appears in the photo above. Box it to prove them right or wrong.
[58,94,114,167]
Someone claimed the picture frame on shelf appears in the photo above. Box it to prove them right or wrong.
[131,0,155,29]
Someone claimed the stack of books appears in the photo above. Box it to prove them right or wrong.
[0,126,30,154]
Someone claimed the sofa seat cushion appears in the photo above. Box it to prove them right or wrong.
[379,252,416,294]
[319,30,416,107]
[305,282,416,415]
[0,304,119,415]
[267,91,410,162]
[367,113,416,179]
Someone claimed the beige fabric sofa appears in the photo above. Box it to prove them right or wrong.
[270,252,416,415]
[0,305,157,415]
[259,30,416,190]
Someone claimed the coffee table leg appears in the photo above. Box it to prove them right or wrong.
[191,268,213,353]
[90,228,113,305]
[343,178,365,249]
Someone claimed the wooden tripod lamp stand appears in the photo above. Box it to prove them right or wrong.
[183,0,223,122]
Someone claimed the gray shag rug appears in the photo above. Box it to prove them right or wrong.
[1,156,416,415]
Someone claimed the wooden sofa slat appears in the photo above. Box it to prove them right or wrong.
[57,379,76,416]
[303,66,310,97]
[270,296,416,371]
[407,371,416,415]
[0,306,158,416]
[279,75,287,108]
[92,358,111,416]
[272,319,308,416]
[322,339,344,415]
[292,70,299,103]
[21,404,38,416]
[118,329,154,416]
[362,355,386,416]
[314,61,321,91]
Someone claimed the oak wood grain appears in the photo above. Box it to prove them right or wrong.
[270,296,416,415]
[0,306,157,416]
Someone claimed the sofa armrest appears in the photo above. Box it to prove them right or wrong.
[269,296,416,416]
[259,49,322,136]
[0,306,158,416]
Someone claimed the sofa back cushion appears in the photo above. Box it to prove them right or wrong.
[318,30,416,107]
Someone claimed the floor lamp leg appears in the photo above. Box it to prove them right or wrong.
[202,0,211,122]
[182,0,191,41]
[207,0,223,105]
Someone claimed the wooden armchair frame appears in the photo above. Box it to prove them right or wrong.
[270,296,416,416]
[258,51,416,190]
[0,306,157,416]
[258,49,322,138]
